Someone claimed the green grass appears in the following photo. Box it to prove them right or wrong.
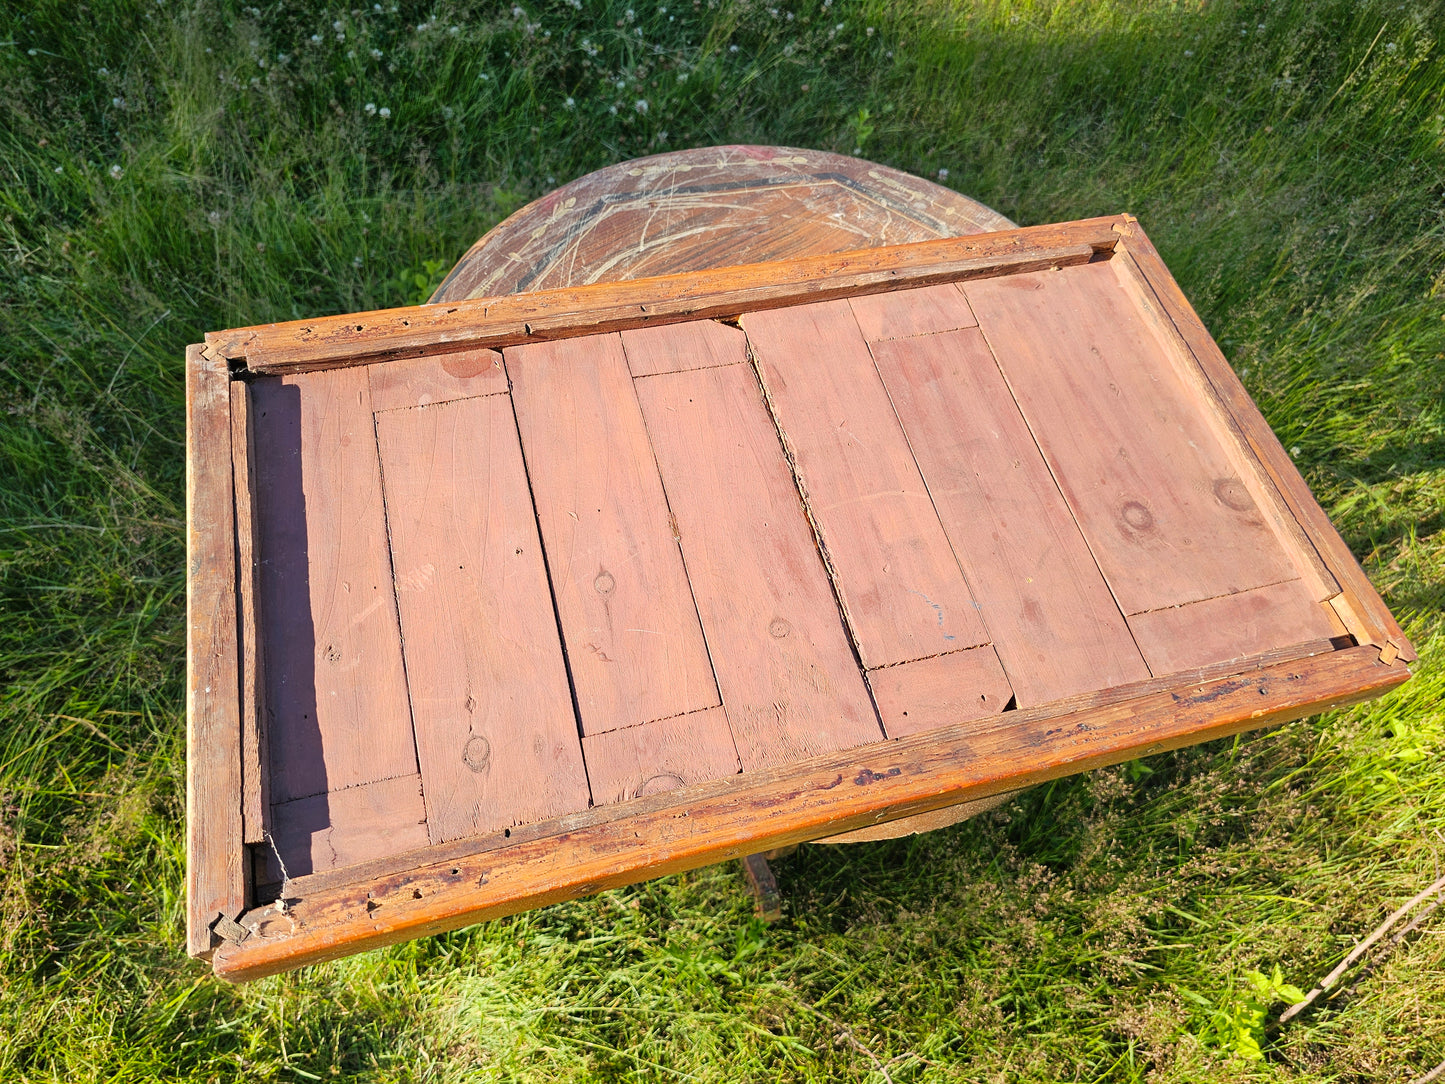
[1,0,1442,1079]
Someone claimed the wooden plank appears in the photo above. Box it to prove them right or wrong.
[744,300,989,667]
[868,648,1013,739]
[635,362,882,767]
[621,318,745,377]
[206,217,1126,372]
[228,380,269,849]
[263,774,429,882]
[965,261,1302,616]
[250,368,417,804]
[374,394,590,843]
[214,644,1408,981]
[506,334,719,734]
[185,344,244,957]
[367,347,506,412]
[870,327,1151,704]
[1114,221,1414,661]
[848,282,976,342]
[582,707,741,806]
[1108,248,1337,603]
[1128,582,1339,677]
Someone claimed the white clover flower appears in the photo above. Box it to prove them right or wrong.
[277,53,289,62]
[333,19,344,30]
[835,22,844,30]
[346,50,354,58]
[208,210,221,225]
[442,105,454,119]
[511,5,522,16]
[374,3,382,10]
[609,104,618,114]
[677,72,687,83]
[659,4,667,11]
[365,101,377,113]
[379,106,390,117]
[353,255,364,267]
[564,96,576,108]
[54,165,64,173]
[616,78,627,88]
[310,34,322,43]
[625,8,635,20]
[109,164,123,178]
[937,168,949,180]
[866,26,874,36]
[479,72,490,80]
[729,43,738,52]
[28,48,37,56]
[1184,49,1193,57]
[371,48,383,58]
[335,31,345,40]
[450,25,460,35]
[546,175,555,184]
[1385,41,1397,53]
[416,22,427,31]
[112,96,124,107]
[634,98,649,113]
[1258,23,1266,30]
[1290,446,1301,458]
[98,67,109,75]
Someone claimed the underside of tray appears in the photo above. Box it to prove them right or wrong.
[184,215,1413,981]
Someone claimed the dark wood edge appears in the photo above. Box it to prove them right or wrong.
[229,381,269,856]
[206,216,1127,373]
[213,644,1407,981]
[1114,219,1416,661]
[186,344,246,958]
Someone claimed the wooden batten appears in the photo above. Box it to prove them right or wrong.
[206,218,1124,373]
[186,345,245,957]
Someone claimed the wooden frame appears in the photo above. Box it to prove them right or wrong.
[185,214,1412,980]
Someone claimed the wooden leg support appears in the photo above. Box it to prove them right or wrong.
[742,853,783,922]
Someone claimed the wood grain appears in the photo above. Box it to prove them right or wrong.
[635,362,882,767]
[868,648,1013,739]
[870,326,1151,704]
[228,381,269,851]
[1127,581,1339,677]
[621,318,746,377]
[250,368,417,804]
[186,345,244,956]
[263,774,430,883]
[1115,222,1414,661]
[582,707,741,806]
[966,261,1301,616]
[506,334,719,733]
[848,282,977,342]
[745,299,989,667]
[368,347,507,412]
[214,645,1408,981]
[374,394,590,842]
[206,218,1124,372]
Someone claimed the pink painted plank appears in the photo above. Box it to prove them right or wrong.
[868,647,1013,739]
[506,333,720,734]
[871,326,1151,705]
[250,369,417,804]
[1128,580,1339,676]
[582,707,741,806]
[621,319,746,377]
[636,360,883,768]
[744,299,989,668]
[848,282,977,342]
[264,774,429,882]
[375,394,590,843]
[368,347,507,412]
[964,261,1301,615]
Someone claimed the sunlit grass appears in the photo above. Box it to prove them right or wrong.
[1,0,1441,1079]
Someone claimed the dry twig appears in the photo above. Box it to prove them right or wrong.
[1281,872,1445,1023]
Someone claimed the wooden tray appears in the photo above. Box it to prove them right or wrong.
[185,214,1413,981]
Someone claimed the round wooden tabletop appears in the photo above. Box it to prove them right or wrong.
[432,145,1015,301]
[435,145,1019,840]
